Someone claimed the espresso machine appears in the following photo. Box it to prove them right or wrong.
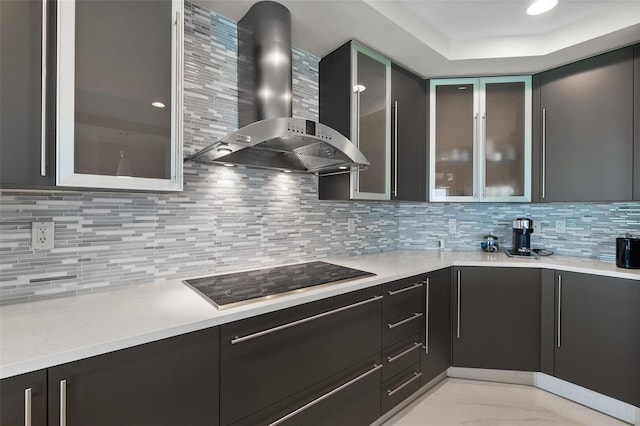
[507,218,534,256]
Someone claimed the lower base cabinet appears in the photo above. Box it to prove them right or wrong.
[0,370,47,426]
[47,328,220,426]
[552,271,640,407]
[452,267,541,371]
[421,268,452,385]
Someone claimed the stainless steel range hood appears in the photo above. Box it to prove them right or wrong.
[185,1,369,174]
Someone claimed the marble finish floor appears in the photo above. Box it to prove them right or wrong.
[382,378,629,426]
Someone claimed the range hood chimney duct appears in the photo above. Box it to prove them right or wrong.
[185,1,369,174]
[238,1,292,126]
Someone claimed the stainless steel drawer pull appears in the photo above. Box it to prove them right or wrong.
[424,278,430,353]
[24,388,32,426]
[557,274,562,348]
[387,372,422,397]
[387,282,423,296]
[60,379,67,426]
[231,295,384,344]
[268,364,382,426]
[387,342,421,363]
[387,312,423,329]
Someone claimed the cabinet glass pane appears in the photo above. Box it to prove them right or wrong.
[484,82,525,197]
[356,51,387,194]
[74,0,172,179]
[434,84,474,197]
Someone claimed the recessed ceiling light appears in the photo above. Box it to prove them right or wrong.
[151,101,166,108]
[223,163,235,167]
[527,0,558,15]
[217,147,233,155]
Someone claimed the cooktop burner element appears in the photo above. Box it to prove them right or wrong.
[183,261,375,310]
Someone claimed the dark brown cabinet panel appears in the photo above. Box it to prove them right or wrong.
[381,362,422,414]
[554,271,640,407]
[383,276,425,349]
[391,64,427,201]
[219,286,382,426]
[634,44,640,201]
[0,0,56,188]
[539,46,634,202]
[47,328,220,426]
[452,267,541,371]
[0,370,47,426]
[421,268,452,385]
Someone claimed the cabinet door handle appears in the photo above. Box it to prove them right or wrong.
[393,100,398,198]
[424,278,430,353]
[387,342,421,363]
[473,114,479,198]
[231,295,383,344]
[456,270,462,338]
[175,10,183,181]
[24,388,32,426]
[60,379,67,426]
[268,364,382,426]
[481,113,486,198]
[40,0,48,176]
[542,108,546,199]
[557,274,562,348]
[387,282,423,296]
[387,372,422,396]
[388,312,423,329]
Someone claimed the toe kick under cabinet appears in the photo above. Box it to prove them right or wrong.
[219,285,383,426]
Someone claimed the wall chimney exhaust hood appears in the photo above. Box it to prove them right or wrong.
[185,1,369,174]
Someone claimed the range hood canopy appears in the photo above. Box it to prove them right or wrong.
[185,1,369,174]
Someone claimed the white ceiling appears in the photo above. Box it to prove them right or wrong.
[193,0,640,78]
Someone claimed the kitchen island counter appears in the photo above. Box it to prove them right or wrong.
[2,250,639,379]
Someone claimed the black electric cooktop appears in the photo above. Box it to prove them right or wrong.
[183,261,375,310]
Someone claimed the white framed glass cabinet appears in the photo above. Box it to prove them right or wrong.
[349,42,391,200]
[429,76,531,202]
[56,0,183,191]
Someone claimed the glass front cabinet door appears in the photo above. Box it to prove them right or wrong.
[56,0,183,191]
[429,76,531,202]
[350,43,391,200]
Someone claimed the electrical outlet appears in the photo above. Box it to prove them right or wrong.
[347,218,355,232]
[32,222,54,250]
[438,239,446,250]
[448,219,457,233]
[555,220,566,233]
[533,222,542,234]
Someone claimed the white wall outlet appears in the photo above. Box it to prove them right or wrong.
[555,220,566,233]
[347,217,355,232]
[533,222,542,234]
[438,239,446,250]
[32,222,54,250]
[448,219,457,233]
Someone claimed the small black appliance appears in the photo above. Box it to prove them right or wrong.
[616,234,640,269]
[507,217,534,256]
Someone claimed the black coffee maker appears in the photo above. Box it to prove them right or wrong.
[507,218,534,256]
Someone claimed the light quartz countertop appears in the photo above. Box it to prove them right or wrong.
[2,250,639,379]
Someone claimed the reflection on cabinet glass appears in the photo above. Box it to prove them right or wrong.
[351,43,390,200]
[430,77,531,202]
[57,0,182,191]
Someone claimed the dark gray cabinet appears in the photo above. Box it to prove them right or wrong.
[318,42,426,201]
[538,46,634,202]
[421,268,452,385]
[47,328,219,426]
[0,370,47,426]
[381,276,426,414]
[634,45,640,201]
[553,271,640,407]
[452,267,541,371]
[390,64,427,201]
[0,0,56,189]
[219,286,382,426]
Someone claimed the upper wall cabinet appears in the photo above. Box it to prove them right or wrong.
[56,0,183,191]
[0,0,56,189]
[429,77,532,202]
[319,41,392,201]
[538,46,634,202]
[634,45,640,201]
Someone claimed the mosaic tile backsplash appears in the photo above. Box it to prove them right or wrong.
[1,2,639,304]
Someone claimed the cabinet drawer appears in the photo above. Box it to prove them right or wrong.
[220,286,382,426]
[382,334,422,382]
[383,276,424,317]
[230,359,381,426]
[381,363,422,414]
[384,309,423,347]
